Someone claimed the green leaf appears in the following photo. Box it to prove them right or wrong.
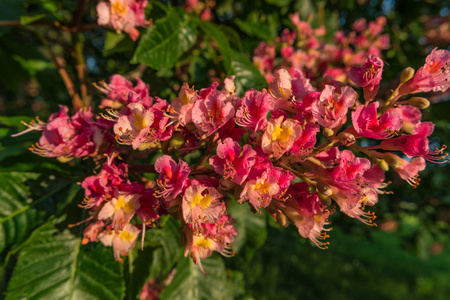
[228,201,267,261]
[148,216,182,278]
[103,32,135,56]
[0,172,77,261]
[0,172,39,257]
[6,223,125,300]
[195,19,232,73]
[20,14,47,25]
[265,0,291,7]
[230,50,268,96]
[0,115,32,128]
[132,8,197,70]
[235,12,278,42]
[219,25,242,51]
[160,256,230,300]
[294,0,316,20]
[129,216,181,299]
[13,55,53,77]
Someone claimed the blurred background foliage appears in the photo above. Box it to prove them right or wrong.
[0,0,449,299]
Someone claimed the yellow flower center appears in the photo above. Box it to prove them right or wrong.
[191,193,213,209]
[115,196,135,214]
[181,93,190,105]
[272,125,293,143]
[195,237,211,248]
[119,230,135,242]
[111,1,127,15]
[134,113,147,130]
[252,181,272,194]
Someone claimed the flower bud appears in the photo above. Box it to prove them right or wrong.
[407,97,430,109]
[337,132,356,146]
[383,153,402,169]
[317,182,333,196]
[323,128,334,137]
[219,178,235,191]
[318,192,332,206]
[169,132,185,150]
[400,67,415,83]
[276,211,289,228]
[378,159,389,171]
[307,184,317,194]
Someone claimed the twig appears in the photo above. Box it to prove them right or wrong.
[0,20,101,32]
[36,32,83,110]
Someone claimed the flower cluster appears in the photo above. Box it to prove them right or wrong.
[16,49,449,272]
[97,0,150,40]
[253,15,390,85]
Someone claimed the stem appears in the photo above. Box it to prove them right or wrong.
[278,163,313,184]
[196,135,217,169]
[73,37,90,107]
[71,0,90,29]
[36,32,83,110]
[128,164,156,173]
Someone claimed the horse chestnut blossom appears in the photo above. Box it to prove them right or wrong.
[97,0,150,41]
[15,45,450,271]
[351,101,403,139]
[348,54,384,102]
[312,85,357,129]
[399,48,450,94]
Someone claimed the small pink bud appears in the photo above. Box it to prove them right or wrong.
[337,132,356,146]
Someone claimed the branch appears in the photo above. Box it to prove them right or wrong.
[71,0,90,29]
[0,20,101,32]
[37,32,83,110]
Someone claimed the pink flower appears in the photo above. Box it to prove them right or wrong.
[376,122,448,163]
[113,102,155,149]
[97,0,149,41]
[290,69,316,100]
[399,48,450,94]
[209,138,256,185]
[388,104,421,133]
[289,123,320,158]
[312,85,357,129]
[154,155,190,204]
[295,91,320,123]
[331,187,376,225]
[82,221,105,245]
[235,89,275,132]
[13,106,109,159]
[183,214,237,273]
[184,230,222,273]
[267,167,296,200]
[136,189,160,226]
[269,69,292,100]
[171,82,197,113]
[261,116,302,159]
[182,184,225,224]
[353,18,367,32]
[192,87,235,137]
[383,154,426,187]
[112,100,172,150]
[98,191,141,229]
[240,170,280,210]
[348,54,384,102]
[352,101,402,139]
[99,223,141,261]
[329,150,371,194]
[81,158,130,208]
[281,183,332,248]
[96,74,152,109]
